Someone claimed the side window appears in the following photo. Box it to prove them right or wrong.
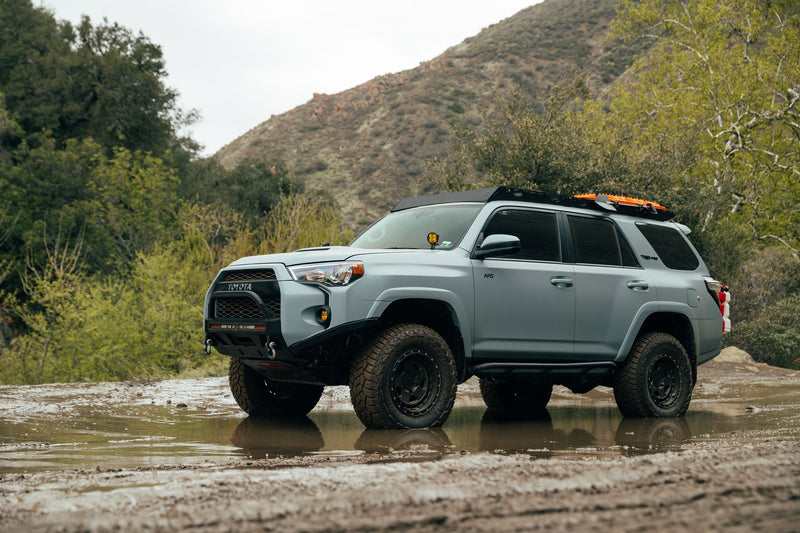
[569,215,639,267]
[637,223,700,270]
[483,209,561,261]
[618,231,640,267]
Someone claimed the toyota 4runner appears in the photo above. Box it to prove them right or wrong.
[203,187,727,429]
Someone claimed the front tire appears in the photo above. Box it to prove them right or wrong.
[613,332,693,418]
[349,324,457,429]
[229,358,323,417]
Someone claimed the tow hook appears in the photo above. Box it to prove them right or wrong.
[266,340,278,360]
[203,338,213,356]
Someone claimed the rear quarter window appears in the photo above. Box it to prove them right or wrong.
[637,223,700,270]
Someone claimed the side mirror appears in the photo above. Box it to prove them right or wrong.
[474,234,521,259]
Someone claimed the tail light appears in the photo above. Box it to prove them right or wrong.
[719,284,731,333]
[704,278,721,305]
[704,278,731,333]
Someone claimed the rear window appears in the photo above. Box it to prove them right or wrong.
[568,216,639,267]
[637,223,700,270]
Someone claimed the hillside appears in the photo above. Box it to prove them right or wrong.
[215,0,640,227]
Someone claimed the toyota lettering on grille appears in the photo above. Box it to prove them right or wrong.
[226,282,253,291]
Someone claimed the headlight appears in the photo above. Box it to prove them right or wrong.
[288,262,364,286]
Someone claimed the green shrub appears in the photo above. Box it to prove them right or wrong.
[729,293,800,370]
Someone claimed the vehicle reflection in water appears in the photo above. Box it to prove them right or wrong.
[477,407,692,457]
[354,428,451,456]
[0,400,785,474]
[231,417,324,458]
[231,405,734,460]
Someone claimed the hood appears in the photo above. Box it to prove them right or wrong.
[228,246,367,268]
[226,246,448,269]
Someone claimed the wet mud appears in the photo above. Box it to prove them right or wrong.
[1,348,799,532]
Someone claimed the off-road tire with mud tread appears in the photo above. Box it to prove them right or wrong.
[613,332,693,418]
[479,378,553,413]
[229,357,323,417]
[349,323,457,429]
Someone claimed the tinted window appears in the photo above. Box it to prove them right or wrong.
[637,223,700,270]
[569,216,622,266]
[619,231,640,267]
[483,209,560,261]
[568,216,639,267]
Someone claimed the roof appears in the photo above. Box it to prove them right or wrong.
[391,186,674,221]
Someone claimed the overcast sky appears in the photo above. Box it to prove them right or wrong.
[38,1,540,156]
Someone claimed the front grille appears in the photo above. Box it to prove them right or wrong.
[263,296,281,317]
[215,297,264,319]
[224,269,277,282]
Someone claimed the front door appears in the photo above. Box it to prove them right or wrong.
[471,208,575,362]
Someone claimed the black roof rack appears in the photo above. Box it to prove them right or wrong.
[391,186,674,221]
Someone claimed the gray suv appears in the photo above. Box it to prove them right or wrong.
[203,187,725,429]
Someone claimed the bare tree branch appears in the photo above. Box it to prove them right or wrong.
[759,234,800,261]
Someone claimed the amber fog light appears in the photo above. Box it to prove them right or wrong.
[316,306,331,326]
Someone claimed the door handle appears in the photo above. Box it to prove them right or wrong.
[626,280,650,291]
[550,276,574,288]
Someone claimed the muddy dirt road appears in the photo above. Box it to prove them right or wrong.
[1,348,799,532]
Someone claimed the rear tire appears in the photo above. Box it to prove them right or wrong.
[229,358,323,417]
[613,332,693,418]
[479,378,552,414]
[349,324,457,429]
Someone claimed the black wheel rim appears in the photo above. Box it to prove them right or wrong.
[389,349,440,417]
[648,354,680,409]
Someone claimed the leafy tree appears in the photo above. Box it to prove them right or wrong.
[1,139,180,278]
[604,0,800,369]
[85,146,180,265]
[180,157,298,220]
[0,0,73,147]
[0,0,187,155]
[0,1,344,384]
[611,0,800,255]
[0,92,22,158]
[0,1,192,291]
[66,16,184,154]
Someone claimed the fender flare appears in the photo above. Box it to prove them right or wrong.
[367,287,473,360]
[615,301,697,362]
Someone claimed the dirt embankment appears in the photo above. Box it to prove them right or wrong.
[1,349,799,532]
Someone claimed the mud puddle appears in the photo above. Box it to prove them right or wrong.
[2,369,798,475]
[2,353,800,533]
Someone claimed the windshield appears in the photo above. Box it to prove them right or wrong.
[351,203,483,250]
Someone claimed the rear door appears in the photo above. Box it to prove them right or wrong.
[566,214,655,361]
